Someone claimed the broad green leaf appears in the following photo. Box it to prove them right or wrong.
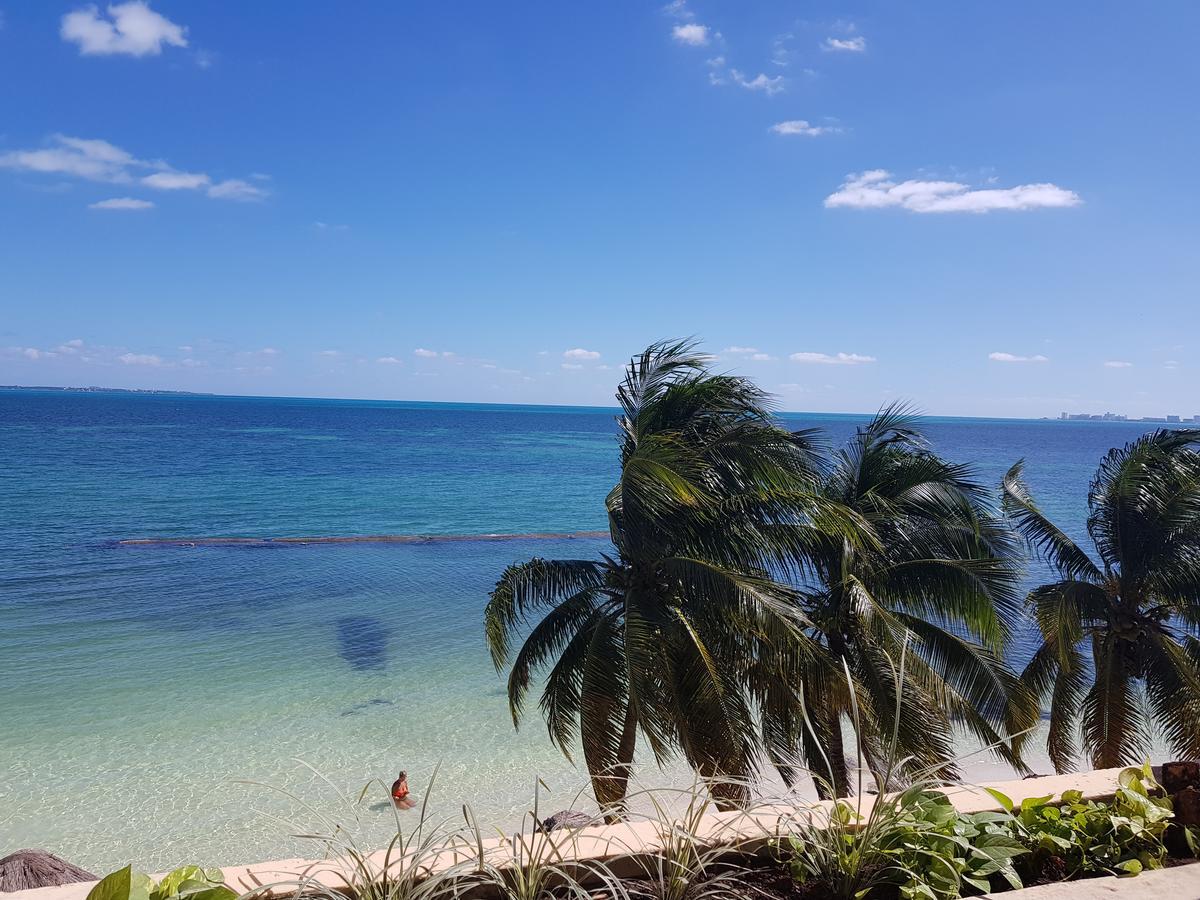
[1116,858,1143,876]
[1020,794,1054,813]
[86,866,151,900]
[984,787,1014,813]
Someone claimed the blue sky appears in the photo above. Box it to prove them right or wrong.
[1,1,1197,417]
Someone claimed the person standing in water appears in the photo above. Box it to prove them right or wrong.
[391,771,414,809]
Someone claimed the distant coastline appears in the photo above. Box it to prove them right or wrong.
[0,384,212,396]
[3,384,1196,424]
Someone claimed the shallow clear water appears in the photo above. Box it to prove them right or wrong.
[0,390,1176,872]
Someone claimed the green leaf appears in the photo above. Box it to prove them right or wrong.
[1020,794,1054,813]
[86,866,151,900]
[984,787,1014,813]
[1116,858,1143,877]
[152,867,204,900]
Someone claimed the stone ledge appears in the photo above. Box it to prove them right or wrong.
[983,861,1200,899]
[1,768,1139,900]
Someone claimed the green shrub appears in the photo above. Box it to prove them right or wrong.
[783,787,1026,900]
[783,764,1175,898]
[987,763,1173,880]
[85,865,235,900]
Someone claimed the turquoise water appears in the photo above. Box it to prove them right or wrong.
[0,390,1176,872]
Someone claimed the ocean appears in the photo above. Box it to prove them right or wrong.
[0,390,1172,873]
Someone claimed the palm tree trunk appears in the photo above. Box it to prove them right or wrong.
[589,702,638,822]
[815,708,851,799]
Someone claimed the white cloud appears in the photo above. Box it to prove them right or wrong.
[672,23,709,46]
[989,352,1049,363]
[751,353,775,361]
[89,196,154,210]
[413,348,438,358]
[118,351,163,366]
[706,58,785,94]
[823,36,866,52]
[0,134,144,182]
[825,170,1082,214]
[563,348,601,360]
[318,349,340,357]
[770,119,840,137]
[662,0,693,20]
[56,339,85,354]
[731,69,785,94]
[0,134,267,204]
[561,363,584,370]
[789,351,876,365]
[723,346,759,354]
[258,347,280,355]
[142,171,209,190]
[207,179,267,201]
[22,348,46,360]
[1104,360,1133,368]
[377,356,404,365]
[61,2,187,57]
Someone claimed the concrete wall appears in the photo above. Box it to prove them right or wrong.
[3,768,1183,900]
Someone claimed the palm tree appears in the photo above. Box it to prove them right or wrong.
[776,405,1035,798]
[1002,429,1200,771]
[484,340,846,817]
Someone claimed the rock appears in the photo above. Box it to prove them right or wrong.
[1162,760,1200,794]
[1174,786,1200,827]
[536,809,595,832]
[0,850,96,892]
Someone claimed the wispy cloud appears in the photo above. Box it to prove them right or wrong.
[561,363,584,371]
[770,33,794,67]
[723,346,759,354]
[89,196,154,210]
[142,171,209,190]
[61,2,187,57]
[0,135,145,182]
[770,119,840,137]
[823,36,866,52]
[790,351,875,365]
[206,178,267,202]
[1104,360,1133,368]
[118,351,164,366]
[825,170,1081,214]
[706,57,785,95]
[376,356,404,365]
[0,134,269,205]
[732,69,784,94]
[989,352,1049,363]
[563,348,600,360]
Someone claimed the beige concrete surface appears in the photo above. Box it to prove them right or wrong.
[0,768,1149,900]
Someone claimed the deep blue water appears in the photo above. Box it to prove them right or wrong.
[0,389,1175,871]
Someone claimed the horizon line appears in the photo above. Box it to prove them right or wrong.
[0,381,1134,424]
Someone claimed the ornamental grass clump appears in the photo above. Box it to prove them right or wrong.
[463,780,627,900]
[778,648,1028,900]
[617,779,766,900]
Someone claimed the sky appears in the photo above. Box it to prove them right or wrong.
[1,1,1198,418]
